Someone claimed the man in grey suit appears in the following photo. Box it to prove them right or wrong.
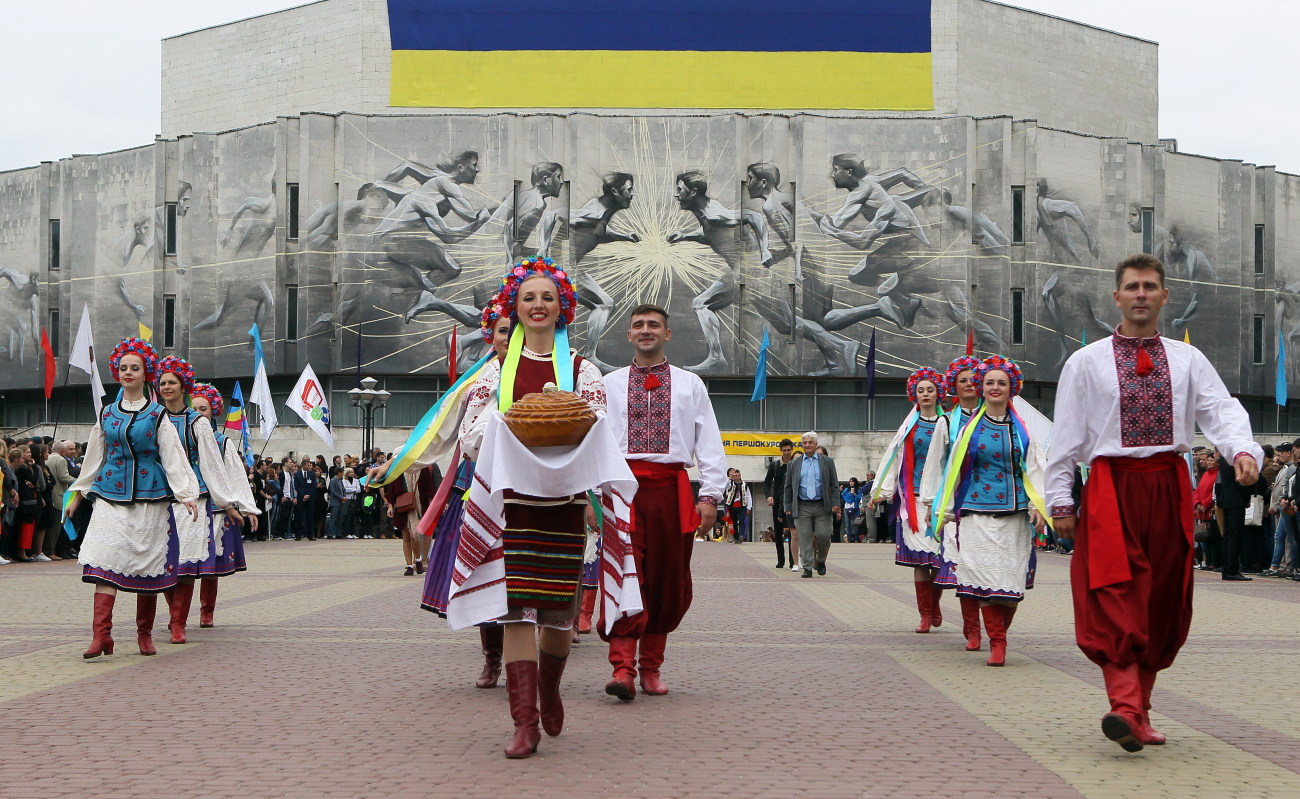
[46,441,78,558]
[783,432,842,578]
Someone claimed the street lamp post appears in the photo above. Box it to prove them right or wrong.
[348,376,390,460]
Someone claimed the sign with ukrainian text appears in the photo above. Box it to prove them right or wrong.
[386,0,933,110]
[720,432,803,457]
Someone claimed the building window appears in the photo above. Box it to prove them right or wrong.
[287,183,300,241]
[164,203,178,256]
[1255,224,1266,275]
[164,295,176,349]
[49,219,60,270]
[1011,288,1024,345]
[48,309,60,356]
[1253,314,1265,365]
[1011,186,1025,244]
[287,284,299,340]
[1141,207,1154,254]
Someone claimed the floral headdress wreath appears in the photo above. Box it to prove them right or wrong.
[109,337,160,383]
[488,256,579,332]
[974,355,1023,398]
[191,383,224,417]
[478,297,508,343]
[943,356,981,394]
[156,355,196,394]
[906,367,947,404]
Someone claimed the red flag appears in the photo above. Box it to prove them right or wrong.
[40,328,56,399]
[447,326,458,383]
[965,326,975,356]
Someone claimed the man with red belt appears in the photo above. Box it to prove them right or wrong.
[1047,253,1261,753]
[601,303,726,700]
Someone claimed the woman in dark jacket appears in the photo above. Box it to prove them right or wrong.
[14,445,48,562]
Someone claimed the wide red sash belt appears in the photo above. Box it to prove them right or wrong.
[628,459,702,535]
[1085,451,1192,589]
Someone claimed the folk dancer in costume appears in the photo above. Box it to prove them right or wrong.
[1046,254,1261,752]
[191,382,260,629]
[452,257,622,759]
[920,355,986,650]
[868,368,947,633]
[934,356,1049,667]
[419,307,511,688]
[601,304,727,700]
[64,339,200,658]
[155,359,246,645]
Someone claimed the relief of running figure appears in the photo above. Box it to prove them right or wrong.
[538,172,641,372]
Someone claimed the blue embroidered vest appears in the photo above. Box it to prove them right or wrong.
[909,417,937,489]
[164,409,208,498]
[958,415,1029,515]
[90,400,171,503]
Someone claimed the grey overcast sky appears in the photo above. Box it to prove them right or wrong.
[1,0,1296,173]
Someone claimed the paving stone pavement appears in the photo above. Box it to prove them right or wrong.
[1,538,1297,799]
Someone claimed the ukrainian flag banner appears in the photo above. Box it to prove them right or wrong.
[387,0,933,110]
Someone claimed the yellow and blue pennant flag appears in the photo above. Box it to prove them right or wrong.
[387,0,934,110]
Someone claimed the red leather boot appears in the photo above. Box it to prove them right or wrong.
[1136,668,1166,745]
[168,580,195,644]
[913,581,934,633]
[503,660,541,758]
[981,603,1007,666]
[638,633,670,696]
[959,596,982,651]
[83,592,115,659]
[605,636,638,701]
[577,588,597,634]
[136,594,158,655]
[538,650,568,736]
[928,582,944,628]
[476,625,504,689]
[1101,663,1145,752]
[199,577,218,627]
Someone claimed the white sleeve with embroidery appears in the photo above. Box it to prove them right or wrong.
[194,416,239,511]
[1045,352,1090,511]
[459,359,502,461]
[576,358,607,416]
[918,416,951,516]
[1192,349,1264,468]
[68,420,107,494]
[871,423,908,502]
[158,417,199,503]
[222,439,260,514]
[690,376,728,503]
[1025,430,1049,513]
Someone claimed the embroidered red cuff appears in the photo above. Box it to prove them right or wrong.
[698,496,719,506]
[1051,504,1076,517]
[1232,451,1254,463]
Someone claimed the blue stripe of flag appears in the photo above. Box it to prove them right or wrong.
[387,0,932,54]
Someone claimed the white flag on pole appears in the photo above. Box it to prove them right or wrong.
[285,363,333,449]
[68,304,107,416]
[248,323,278,440]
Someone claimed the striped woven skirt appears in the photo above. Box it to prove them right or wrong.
[498,493,585,623]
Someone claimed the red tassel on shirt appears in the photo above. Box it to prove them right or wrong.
[1135,345,1154,376]
[643,373,661,391]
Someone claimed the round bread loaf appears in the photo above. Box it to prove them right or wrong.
[504,389,596,448]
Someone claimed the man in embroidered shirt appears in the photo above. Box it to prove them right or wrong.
[783,432,842,577]
[601,304,727,701]
[1046,253,1262,753]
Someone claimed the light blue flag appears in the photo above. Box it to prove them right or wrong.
[1277,327,1288,407]
[751,327,770,402]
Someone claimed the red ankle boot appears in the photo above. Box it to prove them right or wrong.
[168,581,195,643]
[1136,668,1166,745]
[476,625,503,689]
[913,581,934,633]
[199,577,218,627]
[981,604,1007,666]
[638,633,669,696]
[83,592,115,659]
[959,596,982,651]
[136,594,158,656]
[1101,663,1145,752]
[504,661,541,758]
[538,651,568,736]
[605,636,638,701]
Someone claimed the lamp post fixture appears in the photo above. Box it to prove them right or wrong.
[348,376,390,460]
